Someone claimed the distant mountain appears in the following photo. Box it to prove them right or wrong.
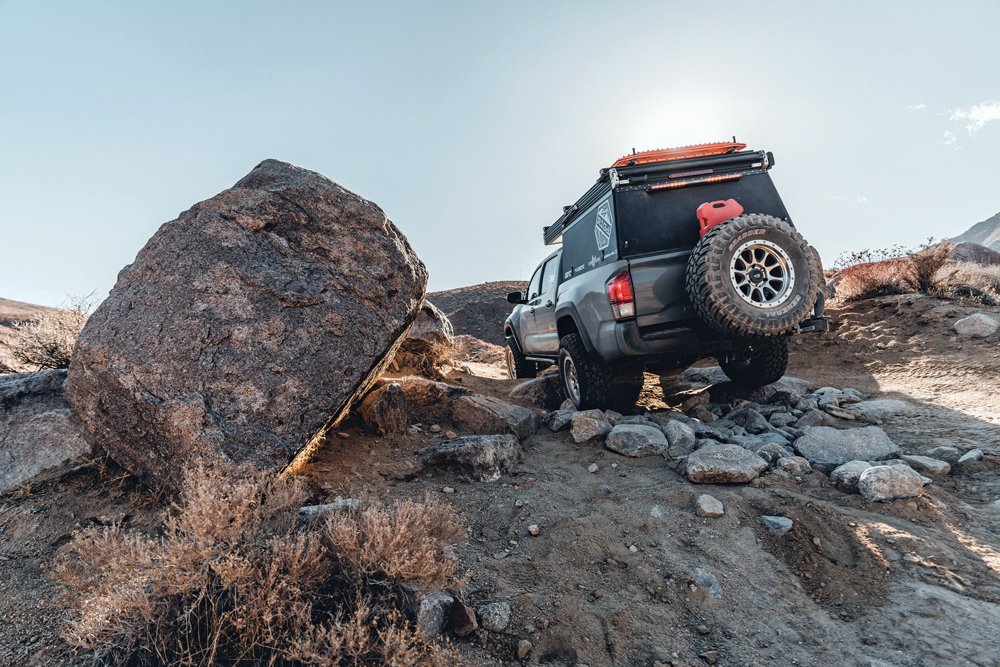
[951,211,1000,251]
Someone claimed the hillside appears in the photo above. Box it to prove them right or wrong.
[0,298,52,371]
[952,211,1000,251]
[428,280,526,345]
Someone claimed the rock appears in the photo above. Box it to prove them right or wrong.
[660,419,698,452]
[925,446,962,465]
[604,424,669,457]
[298,498,359,518]
[449,600,478,637]
[570,409,613,443]
[477,602,512,632]
[831,460,873,492]
[559,398,576,411]
[760,515,793,535]
[451,394,537,440]
[695,494,724,517]
[725,407,772,434]
[587,462,599,473]
[769,411,797,428]
[391,376,469,423]
[391,300,454,376]
[689,405,717,423]
[686,444,768,483]
[793,425,901,472]
[794,408,846,429]
[953,313,999,338]
[66,160,427,490]
[901,454,951,476]
[694,568,722,598]
[858,464,926,501]
[547,408,576,432]
[680,391,710,412]
[753,442,794,466]
[527,523,541,536]
[955,448,985,472]
[419,434,522,482]
[777,456,812,474]
[356,382,408,435]
[516,640,533,660]
[957,448,984,464]
[416,592,454,639]
[0,370,92,493]
[844,399,914,425]
[510,374,564,410]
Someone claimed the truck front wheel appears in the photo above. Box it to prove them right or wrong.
[505,338,537,379]
[558,333,612,410]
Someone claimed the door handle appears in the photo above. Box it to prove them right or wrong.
[545,300,554,308]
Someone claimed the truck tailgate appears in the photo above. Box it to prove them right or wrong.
[628,250,697,329]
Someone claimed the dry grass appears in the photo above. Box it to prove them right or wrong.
[8,298,89,371]
[832,241,965,303]
[53,464,464,666]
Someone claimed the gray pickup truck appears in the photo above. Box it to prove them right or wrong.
[504,142,827,410]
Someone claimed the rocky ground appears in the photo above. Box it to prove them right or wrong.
[2,293,999,666]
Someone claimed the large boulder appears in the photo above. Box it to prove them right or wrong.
[390,300,455,376]
[793,425,900,473]
[66,160,427,489]
[1,370,92,492]
[953,313,999,338]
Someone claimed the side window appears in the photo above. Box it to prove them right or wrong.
[527,266,543,303]
[540,255,560,297]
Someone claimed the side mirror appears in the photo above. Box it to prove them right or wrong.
[506,291,526,305]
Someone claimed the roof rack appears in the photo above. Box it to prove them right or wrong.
[610,141,746,168]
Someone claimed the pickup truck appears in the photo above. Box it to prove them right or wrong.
[504,142,827,410]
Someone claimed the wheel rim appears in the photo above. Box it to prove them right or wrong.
[562,355,581,404]
[505,346,516,379]
[729,239,795,308]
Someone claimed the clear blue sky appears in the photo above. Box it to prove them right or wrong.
[2,1,998,307]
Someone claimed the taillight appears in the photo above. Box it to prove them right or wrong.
[607,272,635,320]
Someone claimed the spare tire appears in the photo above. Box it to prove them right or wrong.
[686,214,821,337]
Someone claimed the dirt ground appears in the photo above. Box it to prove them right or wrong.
[2,294,999,666]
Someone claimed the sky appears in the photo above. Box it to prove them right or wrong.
[1,1,998,307]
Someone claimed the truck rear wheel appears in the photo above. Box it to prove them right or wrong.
[558,333,612,410]
[505,338,537,379]
[686,214,821,337]
[718,338,789,387]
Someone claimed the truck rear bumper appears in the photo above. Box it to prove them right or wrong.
[615,321,713,356]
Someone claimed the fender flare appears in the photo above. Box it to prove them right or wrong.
[503,317,525,353]
[554,305,597,355]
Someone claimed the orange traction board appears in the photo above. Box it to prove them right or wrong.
[612,141,746,168]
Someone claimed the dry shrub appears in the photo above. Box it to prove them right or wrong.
[833,246,911,302]
[940,263,1000,305]
[10,297,89,370]
[53,465,464,666]
[832,240,958,303]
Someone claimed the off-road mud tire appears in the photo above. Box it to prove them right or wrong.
[719,338,789,387]
[505,338,537,379]
[558,333,612,410]
[686,214,821,337]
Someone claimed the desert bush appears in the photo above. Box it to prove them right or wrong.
[832,240,959,303]
[833,246,911,302]
[10,297,89,370]
[940,263,1000,305]
[53,465,464,666]
[907,240,955,293]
